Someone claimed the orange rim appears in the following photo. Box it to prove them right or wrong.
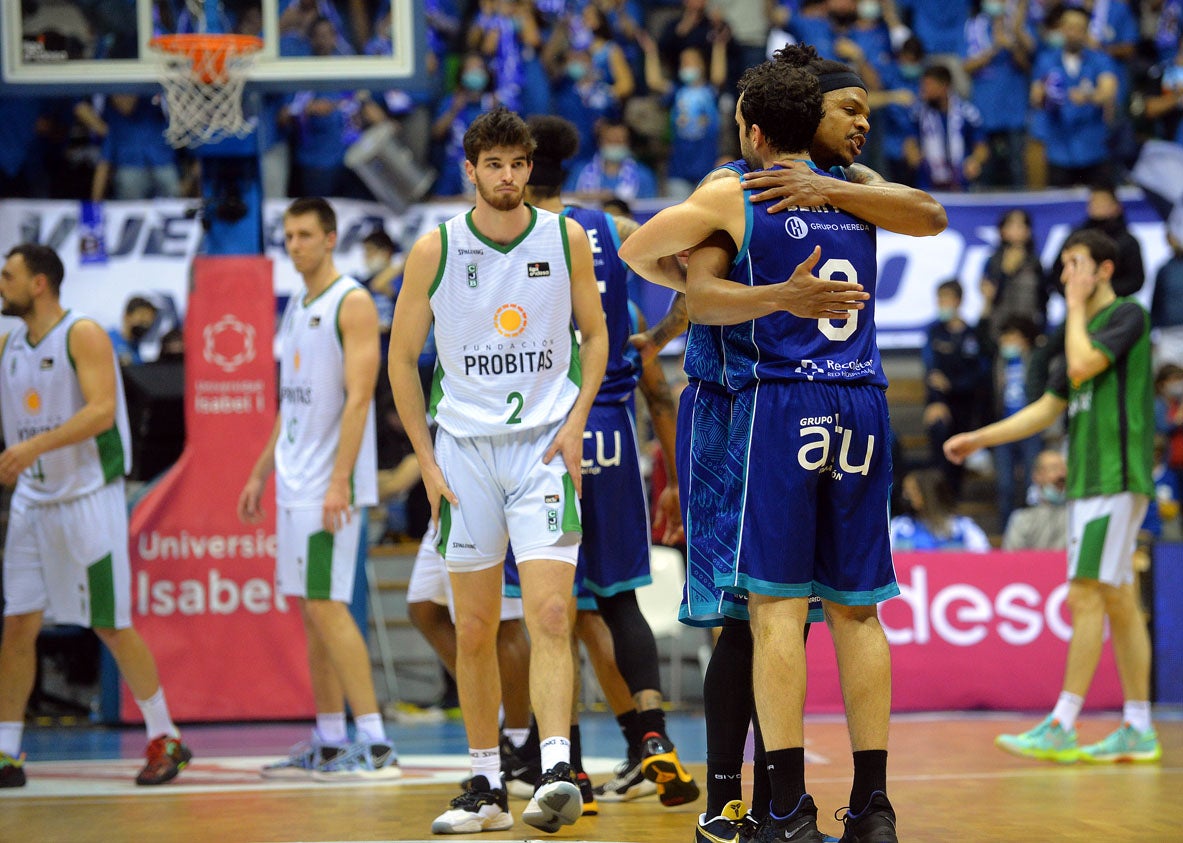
[149,33,263,58]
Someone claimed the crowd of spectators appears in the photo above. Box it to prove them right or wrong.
[12,0,1183,553]
[7,0,1183,201]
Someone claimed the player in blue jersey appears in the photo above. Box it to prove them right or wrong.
[519,115,698,808]
[621,51,948,843]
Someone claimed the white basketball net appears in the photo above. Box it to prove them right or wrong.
[153,40,259,149]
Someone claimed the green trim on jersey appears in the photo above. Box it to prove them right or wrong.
[96,426,127,482]
[302,275,344,308]
[436,500,453,557]
[464,205,539,254]
[306,530,334,599]
[1062,298,1154,499]
[566,326,582,388]
[429,362,445,418]
[1075,514,1110,580]
[88,553,116,628]
[333,286,352,350]
[30,310,72,351]
[561,473,582,534]
[429,224,448,297]
[559,215,573,275]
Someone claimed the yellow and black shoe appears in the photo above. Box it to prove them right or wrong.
[697,800,758,843]
[639,731,700,807]
[576,771,599,815]
[0,752,27,788]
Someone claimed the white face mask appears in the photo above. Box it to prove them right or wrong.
[365,255,389,275]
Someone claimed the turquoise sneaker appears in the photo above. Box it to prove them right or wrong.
[1078,723,1162,764]
[995,715,1079,762]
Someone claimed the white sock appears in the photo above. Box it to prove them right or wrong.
[315,712,348,745]
[135,687,180,740]
[504,728,529,749]
[355,713,387,743]
[470,746,501,787]
[1123,700,1152,733]
[1051,692,1084,732]
[0,722,24,757]
[539,736,571,772]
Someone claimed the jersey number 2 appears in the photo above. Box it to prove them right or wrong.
[816,258,859,342]
[506,391,524,425]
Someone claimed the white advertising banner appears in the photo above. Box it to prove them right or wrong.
[0,191,1170,349]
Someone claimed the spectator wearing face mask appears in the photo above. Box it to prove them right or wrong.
[361,229,403,349]
[551,46,622,166]
[565,119,657,201]
[639,34,727,197]
[890,468,992,551]
[430,52,500,196]
[870,35,924,184]
[962,0,1036,188]
[1002,449,1069,549]
[1029,5,1118,188]
[902,63,988,191]
[991,316,1043,528]
[110,296,158,367]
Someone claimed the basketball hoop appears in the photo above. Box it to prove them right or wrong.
[149,34,263,149]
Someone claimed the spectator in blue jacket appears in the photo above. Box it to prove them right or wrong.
[91,95,179,201]
[903,63,988,190]
[890,468,992,551]
[963,0,1037,187]
[639,30,726,197]
[1029,5,1118,186]
[430,52,501,197]
[566,119,658,201]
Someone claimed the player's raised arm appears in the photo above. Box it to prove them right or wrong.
[743,161,948,235]
[618,178,744,291]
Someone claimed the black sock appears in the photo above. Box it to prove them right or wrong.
[705,620,755,815]
[705,756,744,816]
[521,719,541,765]
[850,750,887,815]
[616,709,644,762]
[569,723,583,774]
[766,747,806,818]
[637,707,667,740]
[751,716,769,821]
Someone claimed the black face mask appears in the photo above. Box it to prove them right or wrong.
[830,10,858,25]
[129,324,151,342]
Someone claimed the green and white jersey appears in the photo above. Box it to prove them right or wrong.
[428,205,582,437]
[1047,297,1154,499]
[0,311,131,505]
[275,276,378,508]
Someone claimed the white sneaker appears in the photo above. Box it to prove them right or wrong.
[432,775,514,834]
[312,741,402,781]
[261,739,341,780]
[522,763,582,833]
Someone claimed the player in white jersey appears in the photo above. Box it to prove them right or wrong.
[390,107,608,835]
[0,243,191,788]
[238,198,399,782]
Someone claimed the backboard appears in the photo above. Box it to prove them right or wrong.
[2,0,425,94]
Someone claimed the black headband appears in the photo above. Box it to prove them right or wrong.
[818,70,867,93]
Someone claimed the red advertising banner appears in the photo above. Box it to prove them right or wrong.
[123,256,314,722]
[803,551,1123,713]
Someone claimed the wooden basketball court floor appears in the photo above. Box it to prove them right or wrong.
[2,710,1179,842]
